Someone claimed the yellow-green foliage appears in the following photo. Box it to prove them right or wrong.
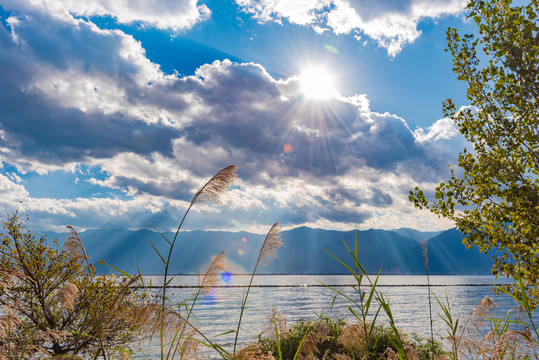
[409,0,539,305]
[258,316,445,360]
[0,213,144,359]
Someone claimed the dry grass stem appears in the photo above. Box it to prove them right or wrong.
[257,222,283,265]
[191,165,238,207]
[197,250,227,294]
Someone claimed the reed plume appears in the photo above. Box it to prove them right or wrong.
[191,165,238,207]
[262,307,288,340]
[232,344,275,360]
[132,302,186,340]
[337,323,369,355]
[197,250,227,294]
[314,322,330,338]
[257,223,283,266]
[51,282,79,310]
[179,338,199,359]
[33,329,70,343]
[0,314,21,338]
[332,354,351,360]
[298,331,319,358]
[64,226,88,264]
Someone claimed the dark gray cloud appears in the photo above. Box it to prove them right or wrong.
[0,14,180,164]
[171,61,451,185]
[0,89,179,163]
[325,187,393,207]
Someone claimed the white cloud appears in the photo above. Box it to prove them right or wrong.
[236,0,330,25]
[235,0,467,56]
[414,118,459,142]
[0,174,29,202]
[0,0,211,30]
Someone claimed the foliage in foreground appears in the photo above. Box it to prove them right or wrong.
[255,315,443,360]
[0,213,146,359]
[409,0,539,304]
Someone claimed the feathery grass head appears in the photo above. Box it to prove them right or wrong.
[337,323,370,354]
[232,344,276,360]
[131,302,186,339]
[64,226,88,264]
[198,250,227,294]
[53,282,79,310]
[299,331,319,357]
[257,222,283,265]
[191,165,238,208]
[0,314,22,338]
[180,338,199,359]
[33,329,70,343]
[262,307,288,340]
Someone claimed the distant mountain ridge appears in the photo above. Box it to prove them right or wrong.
[40,227,499,275]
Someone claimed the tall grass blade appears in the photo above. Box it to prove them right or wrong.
[148,240,167,266]
[233,222,282,354]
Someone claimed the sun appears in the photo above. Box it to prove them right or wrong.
[299,66,337,100]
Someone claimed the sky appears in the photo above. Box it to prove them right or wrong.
[0,0,477,233]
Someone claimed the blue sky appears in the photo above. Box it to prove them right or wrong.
[0,0,474,233]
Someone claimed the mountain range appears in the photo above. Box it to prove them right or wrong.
[41,226,500,275]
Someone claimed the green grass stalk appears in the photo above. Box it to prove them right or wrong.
[233,222,282,355]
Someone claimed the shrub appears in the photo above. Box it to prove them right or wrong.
[0,212,145,359]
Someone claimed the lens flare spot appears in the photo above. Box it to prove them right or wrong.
[221,271,232,283]
[324,44,338,53]
[202,289,217,305]
[241,237,247,243]
[283,144,292,153]
[237,249,245,256]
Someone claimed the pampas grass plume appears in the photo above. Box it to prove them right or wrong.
[64,226,88,264]
[198,250,227,294]
[55,282,79,310]
[257,222,283,265]
[191,165,238,208]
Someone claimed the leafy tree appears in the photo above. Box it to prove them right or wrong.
[410,0,539,303]
[0,213,145,359]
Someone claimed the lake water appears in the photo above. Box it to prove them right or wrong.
[138,275,538,358]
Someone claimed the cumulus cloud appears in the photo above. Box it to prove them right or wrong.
[414,118,459,142]
[0,1,464,231]
[235,0,467,56]
[0,0,211,30]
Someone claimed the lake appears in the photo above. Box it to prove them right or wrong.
[138,274,537,358]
